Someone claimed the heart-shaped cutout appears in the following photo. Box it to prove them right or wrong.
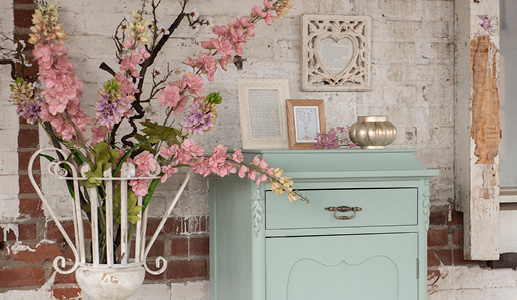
[318,36,354,76]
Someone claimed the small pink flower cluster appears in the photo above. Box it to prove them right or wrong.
[314,126,356,149]
[129,151,158,196]
[158,139,297,200]
[159,139,237,180]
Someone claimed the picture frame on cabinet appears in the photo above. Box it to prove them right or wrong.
[237,78,290,149]
[286,99,326,149]
[301,14,371,91]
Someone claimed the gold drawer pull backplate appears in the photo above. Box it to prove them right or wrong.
[324,205,362,220]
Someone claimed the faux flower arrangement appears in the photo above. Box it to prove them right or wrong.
[2,0,306,264]
[314,126,356,149]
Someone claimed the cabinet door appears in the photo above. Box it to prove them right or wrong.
[265,233,418,300]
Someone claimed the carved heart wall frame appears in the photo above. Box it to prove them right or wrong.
[313,33,359,79]
[302,15,371,91]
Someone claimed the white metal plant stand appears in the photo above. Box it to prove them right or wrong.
[28,148,191,300]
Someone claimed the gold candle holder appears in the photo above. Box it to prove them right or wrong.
[349,116,397,149]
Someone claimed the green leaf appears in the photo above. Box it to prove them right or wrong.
[142,178,161,212]
[38,153,56,162]
[84,164,103,188]
[70,148,88,165]
[140,122,158,129]
[114,191,142,224]
[141,127,157,136]
[134,134,147,143]
[112,139,149,177]
[108,149,120,160]
[148,135,162,144]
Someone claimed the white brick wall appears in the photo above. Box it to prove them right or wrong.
[0,0,19,221]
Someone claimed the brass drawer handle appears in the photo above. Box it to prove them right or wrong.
[325,205,362,220]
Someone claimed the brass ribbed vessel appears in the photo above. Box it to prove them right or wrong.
[349,116,397,149]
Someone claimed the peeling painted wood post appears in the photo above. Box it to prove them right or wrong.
[455,0,500,260]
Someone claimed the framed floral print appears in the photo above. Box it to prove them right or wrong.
[286,99,326,149]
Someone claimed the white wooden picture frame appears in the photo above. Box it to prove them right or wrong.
[301,14,372,91]
[238,78,290,149]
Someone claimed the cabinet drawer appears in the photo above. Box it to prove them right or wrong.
[266,188,417,230]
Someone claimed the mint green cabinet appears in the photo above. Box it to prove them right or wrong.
[209,150,438,300]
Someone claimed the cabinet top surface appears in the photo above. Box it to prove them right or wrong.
[240,149,438,178]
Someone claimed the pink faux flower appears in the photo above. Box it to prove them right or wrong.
[181,73,205,96]
[129,179,149,196]
[238,165,249,178]
[213,36,234,58]
[232,149,243,163]
[161,164,178,183]
[134,151,157,173]
[157,85,181,108]
[90,126,107,145]
[252,155,268,170]
[180,139,204,157]
[160,144,178,159]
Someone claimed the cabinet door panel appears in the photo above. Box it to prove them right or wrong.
[265,233,418,300]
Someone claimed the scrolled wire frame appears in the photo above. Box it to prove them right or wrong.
[28,148,190,275]
[301,14,371,91]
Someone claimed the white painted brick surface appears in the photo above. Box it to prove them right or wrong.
[0,6,19,222]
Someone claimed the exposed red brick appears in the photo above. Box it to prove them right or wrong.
[453,249,477,266]
[428,229,449,247]
[131,239,164,258]
[171,237,188,256]
[51,288,81,300]
[13,9,35,28]
[14,0,38,5]
[18,127,39,148]
[47,220,92,240]
[0,267,44,287]
[19,173,40,194]
[18,151,40,172]
[19,198,44,218]
[162,216,208,235]
[54,272,77,285]
[15,61,39,78]
[144,270,165,281]
[448,210,463,225]
[429,210,447,225]
[10,242,63,263]
[5,222,37,241]
[171,236,209,256]
[428,249,452,266]
[453,227,463,246]
[166,259,207,279]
